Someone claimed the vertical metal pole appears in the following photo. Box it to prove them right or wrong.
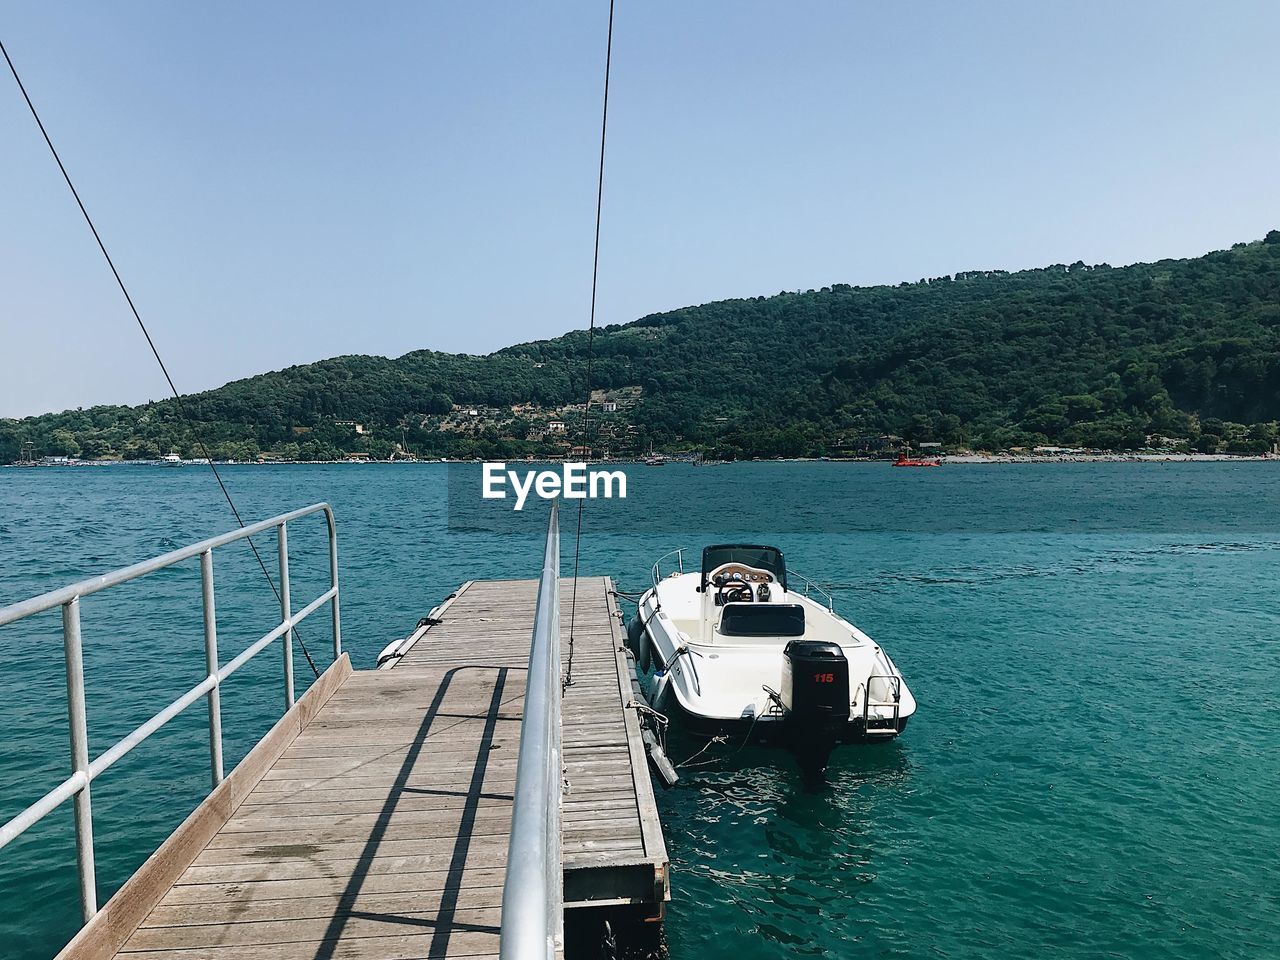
[200,550,224,786]
[326,508,342,660]
[278,523,294,710]
[62,598,98,921]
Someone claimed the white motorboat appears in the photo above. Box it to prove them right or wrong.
[631,544,917,773]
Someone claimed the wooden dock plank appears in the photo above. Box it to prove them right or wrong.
[398,579,659,860]
[397,576,669,911]
[103,618,520,958]
[74,575,664,960]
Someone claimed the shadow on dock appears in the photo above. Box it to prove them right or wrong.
[314,665,513,960]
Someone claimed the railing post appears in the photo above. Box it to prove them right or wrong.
[326,508,342,660]
[62,597,98,921]
[200,550,224,786]
[278,523,294,710]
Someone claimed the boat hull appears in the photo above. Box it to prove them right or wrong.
[637,619,912,749]
[654,689,910,744]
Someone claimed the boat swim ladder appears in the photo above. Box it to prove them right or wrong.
[862,675,902,734]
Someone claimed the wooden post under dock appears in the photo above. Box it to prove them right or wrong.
[57,576,668,960]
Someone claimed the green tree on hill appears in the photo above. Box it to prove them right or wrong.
[5,233,1280,462]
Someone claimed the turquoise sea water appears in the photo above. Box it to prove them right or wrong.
[1,463,1278,959]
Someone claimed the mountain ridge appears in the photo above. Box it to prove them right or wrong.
[5,232,1280,462]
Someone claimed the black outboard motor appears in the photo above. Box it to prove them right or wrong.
[781,640,850,776]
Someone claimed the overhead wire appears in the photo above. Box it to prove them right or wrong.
[565,0,615,689]
[1,38,320,678]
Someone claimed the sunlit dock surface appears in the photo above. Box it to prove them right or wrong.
[59,577,666,960]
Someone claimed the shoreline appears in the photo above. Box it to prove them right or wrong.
[936,453,1274,463]
[5,452,1280,469]
[940,452,1280,464]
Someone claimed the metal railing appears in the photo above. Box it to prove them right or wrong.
[500,501,564,960]
[0,503,341,924]
[789,569,835,610]
[651,547,685,589]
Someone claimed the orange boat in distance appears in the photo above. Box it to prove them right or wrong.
[893,451,942,467]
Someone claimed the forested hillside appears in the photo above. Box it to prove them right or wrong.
[5,233,1280,462]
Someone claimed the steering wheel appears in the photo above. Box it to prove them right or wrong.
[708,562,773,605]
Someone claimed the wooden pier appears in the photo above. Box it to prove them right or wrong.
[61,577,667,960]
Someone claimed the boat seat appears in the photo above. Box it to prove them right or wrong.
[718,602,805,637]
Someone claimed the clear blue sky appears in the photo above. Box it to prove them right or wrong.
[3,1,1277,417]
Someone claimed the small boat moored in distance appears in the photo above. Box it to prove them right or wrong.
[631,544,916,775]
[893,450,942,467]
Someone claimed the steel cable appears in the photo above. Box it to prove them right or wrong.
[2,39,320,678]
[565,0,615,689]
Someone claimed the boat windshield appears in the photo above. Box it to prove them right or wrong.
[700,544,787,590]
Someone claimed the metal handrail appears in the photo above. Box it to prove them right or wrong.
[500,501,563,960]
[0,503,341,924]
[788,569,835,610]
[651,547,685,589]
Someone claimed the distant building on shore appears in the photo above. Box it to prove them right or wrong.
[843,435,901,454]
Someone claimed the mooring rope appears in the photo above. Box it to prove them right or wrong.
[1,39,321,677]
[675,693,769,769]
[565,0,615,690]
